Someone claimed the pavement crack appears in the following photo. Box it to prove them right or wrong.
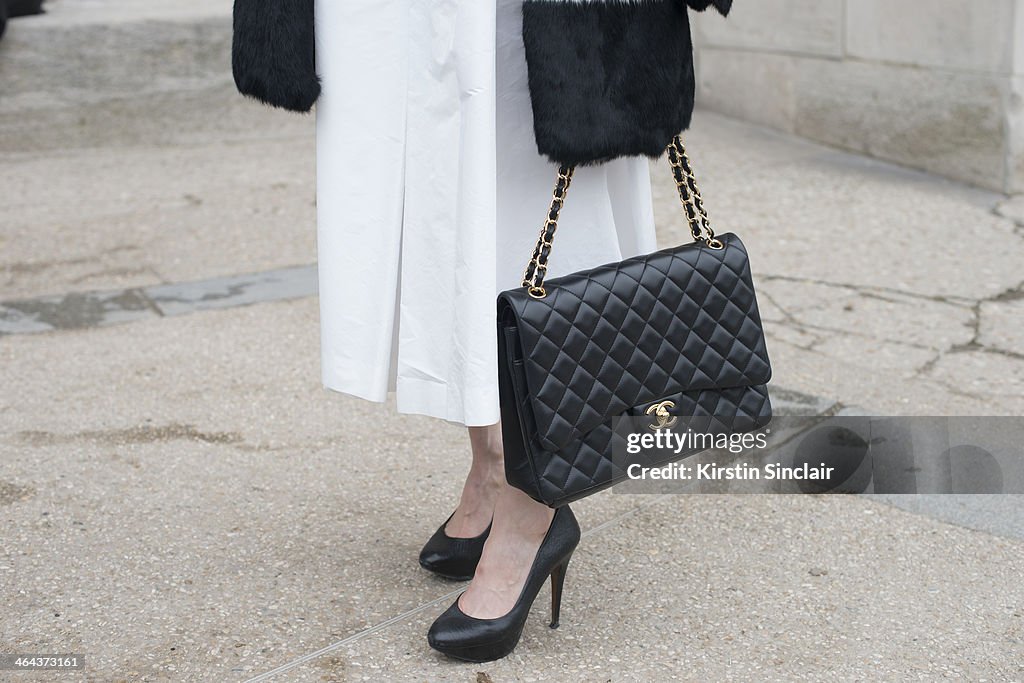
[911,350,946,380]
[961,300,983,349]
[933,377,1008,403]
[773,317,938,352]
[909,280,1024,386]
[948,344,1024,362]
[757,274,977,307]
[137,288,166,318]
[769,334,822,354]
[758,289,804,328]
[985,280,1024,303]
[992,195,1024,228]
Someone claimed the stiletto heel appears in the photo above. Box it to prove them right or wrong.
[427,505,581,662]
[549,558,570,629]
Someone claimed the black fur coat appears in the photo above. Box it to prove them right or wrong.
[232,0,731,165]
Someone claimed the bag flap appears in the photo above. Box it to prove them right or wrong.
[497,233,771,453]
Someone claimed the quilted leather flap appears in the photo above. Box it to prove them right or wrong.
[498,233,771,452]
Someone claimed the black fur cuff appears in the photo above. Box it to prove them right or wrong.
[232,0,321,113]
[523,0,728,165]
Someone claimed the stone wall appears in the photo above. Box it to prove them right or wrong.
[691,0,1024,194]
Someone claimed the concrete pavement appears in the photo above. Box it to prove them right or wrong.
[2,1,1023,681]
[2,299,1022,681]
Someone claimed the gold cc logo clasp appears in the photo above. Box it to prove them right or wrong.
[645,400,678,430]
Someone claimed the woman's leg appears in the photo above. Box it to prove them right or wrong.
[444,426,505,537]
[457,424,556,619]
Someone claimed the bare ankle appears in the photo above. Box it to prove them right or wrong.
[468,424,504,464]
[447,468,502,538]
[493,484,554,538]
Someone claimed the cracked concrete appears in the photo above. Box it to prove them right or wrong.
[746,272,1023,404]
[651,115,1024,416]
[980,297,1024,356]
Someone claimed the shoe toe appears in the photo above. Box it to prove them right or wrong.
[426,603,464,651]
[418,515,492,581]
[418,531,480,580]
[418,546,443,568]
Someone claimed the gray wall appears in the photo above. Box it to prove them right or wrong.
[692,0,1024,194]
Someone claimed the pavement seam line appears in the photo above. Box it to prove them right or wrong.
[242,494,672,682]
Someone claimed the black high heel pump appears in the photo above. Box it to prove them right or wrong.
[419,511,492,581]
[426,505,581,662]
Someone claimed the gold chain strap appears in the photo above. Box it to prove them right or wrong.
[666,136,723,250]
[522,136,720,299]
[521,165,575,299]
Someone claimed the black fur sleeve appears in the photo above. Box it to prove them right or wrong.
[685,0,732,16]
[523,0,706,166]
[231,0,321,113]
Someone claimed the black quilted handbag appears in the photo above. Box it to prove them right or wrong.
[497,136,773,507]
